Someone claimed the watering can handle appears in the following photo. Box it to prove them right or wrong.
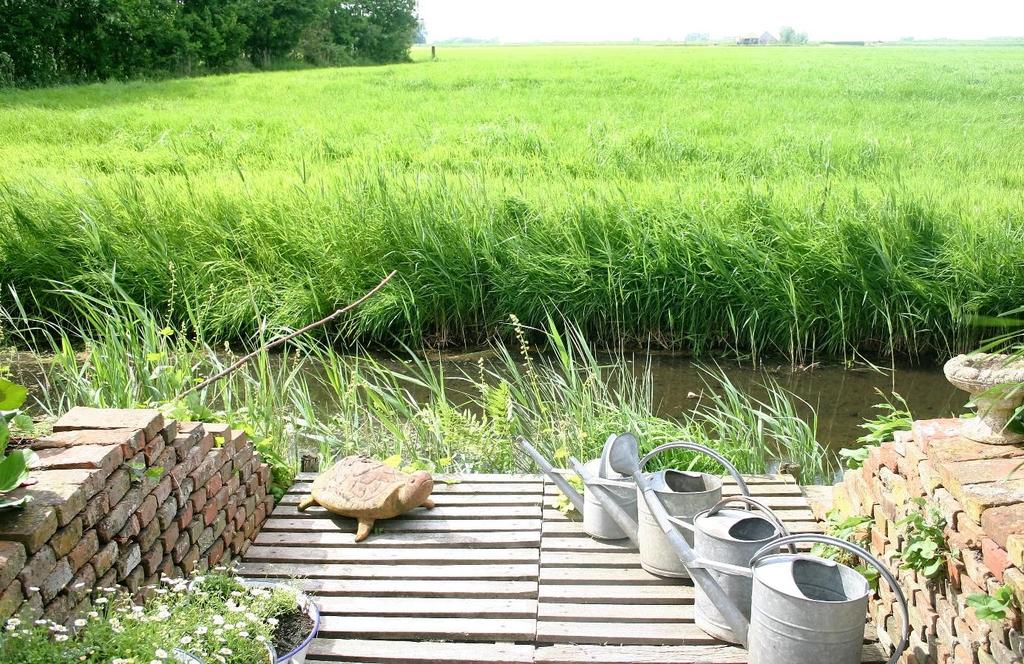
[705,496,796,553]
[749,534,910,664]
[638,441,750,497]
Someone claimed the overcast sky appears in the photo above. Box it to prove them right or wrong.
[417,0,1024,43]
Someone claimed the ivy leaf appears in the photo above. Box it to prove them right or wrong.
[0,495,30,510]
[0,449,32,492]
[0,378,27,410]
[11,414,34,433]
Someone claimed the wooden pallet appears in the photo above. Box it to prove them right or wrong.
[238,472,887,664]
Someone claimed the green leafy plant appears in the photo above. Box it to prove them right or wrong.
[812,511,878,588]
[857,390,913,445]
[0,378,37,510]
[554,475,583,515]
[967,585,1016,621]
[126,461,165,485]
[895,498,949,579]
[838,445,872,470]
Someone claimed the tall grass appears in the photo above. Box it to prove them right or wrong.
[2,45,1023,362]
[2,288,832,483]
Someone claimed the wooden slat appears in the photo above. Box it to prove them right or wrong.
[540,567,678,585]
[280,493,543,507]
[533,643,887,663]
[538,602,694,623]
[254,530,541,549]
[539,583,692,604]
[318,615,536,641]
[533,643,747,664]
[536,620,719,645]
[317,596,537,618]
[296,472,542,483]
[245,545,538,564]
[275,505,539,520]
[295,579,539,598]
[308,639,534,663]
[237,561,539,580]
[540,551,641,568]
[262,517,541,533]
[541,537,635,552]
[291,481,543,495]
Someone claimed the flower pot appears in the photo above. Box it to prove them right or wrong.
[241,580,321,664]
[172,644,275,663]
[944,353,1024,444]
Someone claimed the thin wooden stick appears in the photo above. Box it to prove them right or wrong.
[178,270,397,398]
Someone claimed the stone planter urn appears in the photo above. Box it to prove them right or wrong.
[944,353,1024,445]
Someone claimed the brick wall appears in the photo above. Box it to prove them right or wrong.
[0,408,274,625]
[829,418,1024,664]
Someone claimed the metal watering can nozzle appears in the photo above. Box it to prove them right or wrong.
[514,436,584,512]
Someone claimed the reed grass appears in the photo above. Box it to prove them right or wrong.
[2,45,1023,362]
[2,288,833,483]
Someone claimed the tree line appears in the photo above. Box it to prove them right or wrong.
[0,0,420,87]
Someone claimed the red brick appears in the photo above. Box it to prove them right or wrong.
[54,407,164,440]
[152,476,173,505]
[137,495,159,527]
[982,538,1012,582]
[81,491,110,529]
[879,442,900,472]
[913,419,967,450]
[175,502,194,530]
[0,542,26,591]
[190,487,207,513]
[207,539,225,565]
[144,435,165,465]
[205,473,223,499]
[161,522,180,551]
[32,444,123,477]
[91,541,118,577]
[17,544,56,595]
[980,503,1024,549]
[203,500,218,527]
[141,543,164,576]
[32,428,145,457]
[67,530,99,572]
[940,458,1024,501]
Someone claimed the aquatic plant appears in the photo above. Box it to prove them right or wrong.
[2,287,833,483]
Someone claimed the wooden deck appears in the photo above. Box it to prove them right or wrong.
[238,472,887,664]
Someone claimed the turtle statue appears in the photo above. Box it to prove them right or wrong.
[297,455,435,541]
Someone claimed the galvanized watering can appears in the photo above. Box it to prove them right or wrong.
[634,438,751,578]
[745,534,910,664]
[690,495,793,644]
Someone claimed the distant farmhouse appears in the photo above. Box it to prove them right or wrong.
[736,32,778,45]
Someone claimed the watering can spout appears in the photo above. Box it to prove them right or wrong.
[514,436,584,512]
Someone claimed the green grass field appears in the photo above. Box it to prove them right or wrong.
[1,44,1023,361]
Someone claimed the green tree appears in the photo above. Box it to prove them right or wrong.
[242,0,328,67]
[179,0,250,72]
[328,0,419,63]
